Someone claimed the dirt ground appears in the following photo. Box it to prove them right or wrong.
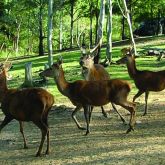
[0,91,165,165]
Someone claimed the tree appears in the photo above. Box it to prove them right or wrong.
[118,0,137,54]
[122,0,136,54]
[106,0,113,64]
[94,0,105,64]
[47,0,53,66]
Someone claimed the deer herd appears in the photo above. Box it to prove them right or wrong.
[0,46,164,157]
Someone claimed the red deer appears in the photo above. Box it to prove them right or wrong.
[39,67,54,85]
[116,47,165,115]
[79,54,126,123]
[0,61,54,157]
[51,58,136,135]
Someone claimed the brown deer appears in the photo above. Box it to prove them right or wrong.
[116,47,165,115]
[0,61,54,157]
[51,58,136,135]
[79,54,126,123]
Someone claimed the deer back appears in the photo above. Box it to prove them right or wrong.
[68,79,131,106]
[2,88,54,121]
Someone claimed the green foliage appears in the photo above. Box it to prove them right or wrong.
[0,0,165,58]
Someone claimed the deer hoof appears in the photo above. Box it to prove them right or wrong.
[126,127,134,134]
[143,112,147,116]
[45,150,50,155]
[35,152,41,157]
[23,146,28,149]
[85,130,90,136]
[103,113,108,118]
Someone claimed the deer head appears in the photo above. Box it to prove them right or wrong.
[116,47,136,64]
[79,39,102,69]
[79,55,94,69]
[51,57,63,78]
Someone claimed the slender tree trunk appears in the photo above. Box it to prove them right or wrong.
[94,0,105,64]
[95,0,99,44]
[122,0,137,54]
[121,16,125,40]
[97,0,105,42]
[47,0,53,67]
[39,0,44,56]
[59,11,63,50]
[157,9,161,35]
[106,0,112,63]
[15,21,21,56]
[95,13,99,44]
[89,3,93,47]
[70,1,74,48]
[27,9,31,56]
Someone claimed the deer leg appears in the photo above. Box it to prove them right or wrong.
[89,106,93,123]
[101,106,108,118]
[133,90,144,102]
[72,106,86,130]
[33,120,48,157]
[117,101,136,134]
[0,116,13,132]
[83,105,90,135]
[43,117,50,155]
[45,128,50,155]
[143,91,149,116]
[111,103,126,124]
[19,121,28,149]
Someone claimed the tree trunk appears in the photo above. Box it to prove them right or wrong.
[106,0,112,63]
[122,0,137,54]
[89,3,93,47]
[47,0,53,67]
[38,0,44,56]
[70,1,74,48]
[15,19,21,56]
[23,62,33,87]
[95,13,99,44]
[157,9,161,35]
[121,16,125,40]
[59,11,63,50]
[94,0,105,64]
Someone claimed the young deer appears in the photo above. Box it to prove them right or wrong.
[116,47,165,115]
[0,62,54,157]
[51,58,136,135]
[79,55,126,123]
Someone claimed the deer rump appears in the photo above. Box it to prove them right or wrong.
[1,88,53,121]
[68,79,131,106]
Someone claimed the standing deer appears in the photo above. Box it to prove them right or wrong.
[79,54,126,123]
[51,58,136,135]
[116,47,165,115]
[0,61,54,157]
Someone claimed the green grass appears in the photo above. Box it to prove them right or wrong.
[6,38,165,101]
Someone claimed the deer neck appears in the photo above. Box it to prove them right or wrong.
[126,57,138,79]
[0,70,8,102]
[54,67,69,97]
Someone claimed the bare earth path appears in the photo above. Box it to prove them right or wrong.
[0,91,165,165]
